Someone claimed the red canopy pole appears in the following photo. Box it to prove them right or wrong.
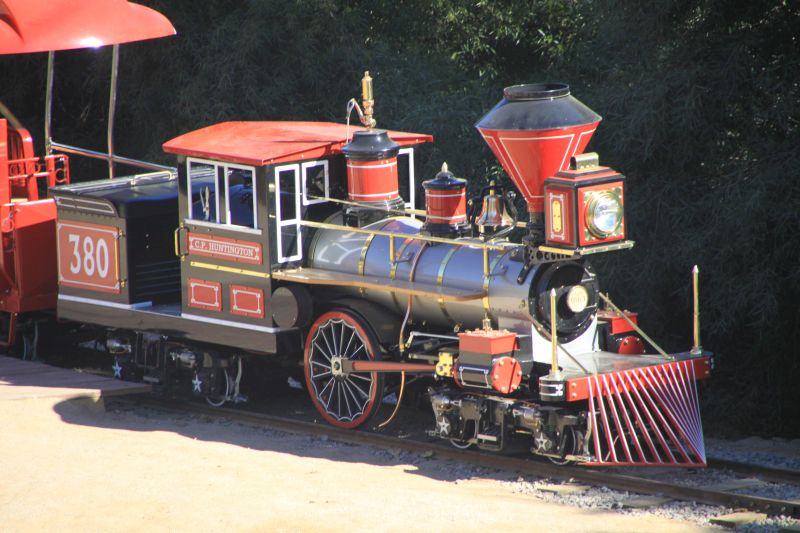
[0,120,9,204]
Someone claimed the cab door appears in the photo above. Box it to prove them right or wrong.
[177,158,272,331]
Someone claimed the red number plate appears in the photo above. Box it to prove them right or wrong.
[57,221,120,293]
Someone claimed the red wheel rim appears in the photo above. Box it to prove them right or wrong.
[304,311,381,429]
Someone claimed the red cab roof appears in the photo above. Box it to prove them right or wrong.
[162,122,433,166]
[0,0,175,54]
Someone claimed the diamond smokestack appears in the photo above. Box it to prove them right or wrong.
[476,83,601,216]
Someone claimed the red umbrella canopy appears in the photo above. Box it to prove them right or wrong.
[0,0,175,54]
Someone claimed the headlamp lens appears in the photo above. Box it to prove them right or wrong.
[586,191,622,237]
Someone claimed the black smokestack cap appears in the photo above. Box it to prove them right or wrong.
[342,129,400,161]
[476,83,601,131]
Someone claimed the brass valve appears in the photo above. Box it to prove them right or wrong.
[361,71,376,129]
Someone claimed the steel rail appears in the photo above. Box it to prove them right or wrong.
[707,457,800,486]
[122,395,800,518]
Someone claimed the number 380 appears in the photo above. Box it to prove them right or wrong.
[67,234,110,278]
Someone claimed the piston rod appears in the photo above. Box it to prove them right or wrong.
[331,357,435,376]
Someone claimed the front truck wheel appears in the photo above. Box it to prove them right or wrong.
[303,310,384,429]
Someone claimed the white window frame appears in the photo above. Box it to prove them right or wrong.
[223,162,258,229]
[301,160,330,206]
[186,158,258,230]
[399,147,416,210]
[274,163,302,263]
[187,157,220,223]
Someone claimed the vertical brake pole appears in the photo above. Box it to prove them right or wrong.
[45,51,55,155]
[107,44,120,179]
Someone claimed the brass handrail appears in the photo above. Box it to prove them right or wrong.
[299,219,508,250]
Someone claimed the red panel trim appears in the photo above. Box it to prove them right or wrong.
[56,220,120,294]
[187,232,262,265]
[187,278,222,311]
[566,357,711,402]
[229,284,265,319]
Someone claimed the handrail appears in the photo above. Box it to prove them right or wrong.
[299,219,509,251]
[299,218,512,277]
[49,141,174,173]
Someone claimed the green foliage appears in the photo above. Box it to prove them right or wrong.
[435,0,584,80]
[557,0,800,436]
[1,0,797,435]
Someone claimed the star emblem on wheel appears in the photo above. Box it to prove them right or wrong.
[192,374,203,393]
[112,360,123,379]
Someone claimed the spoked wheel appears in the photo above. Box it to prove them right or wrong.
[304,310,384,429]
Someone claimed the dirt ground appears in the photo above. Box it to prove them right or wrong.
[0,395,719,533]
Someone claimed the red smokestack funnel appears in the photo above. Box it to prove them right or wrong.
[476,83,601,215]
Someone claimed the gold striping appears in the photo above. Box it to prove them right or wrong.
[390,238,413,312]
[358,232,377,276]
[481,251,505,321]
[173,226,180,257]
[190,261,270,279]
[437,246,459,286]
[115,229,122,285]
[390,239,412,281]
[437,246,459,325]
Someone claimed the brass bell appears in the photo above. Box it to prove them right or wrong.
[476,184,513,234]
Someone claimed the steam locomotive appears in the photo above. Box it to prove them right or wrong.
[1,0,710,467]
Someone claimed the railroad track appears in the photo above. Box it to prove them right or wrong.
[116,394,800,519]
[706,457,800,486]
